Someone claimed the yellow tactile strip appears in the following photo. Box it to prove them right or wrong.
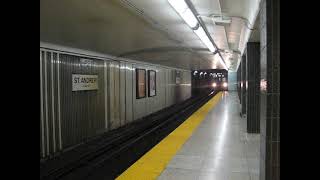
[116,92,223,180]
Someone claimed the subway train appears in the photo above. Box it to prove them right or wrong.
[40,42,192,159]
[209,69,228,91]
[191,69,228,96]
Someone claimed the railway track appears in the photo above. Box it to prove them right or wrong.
[40,90,218,180]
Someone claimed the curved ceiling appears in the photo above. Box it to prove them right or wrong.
[40,0,261,71]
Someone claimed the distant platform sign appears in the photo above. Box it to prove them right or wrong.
[72,74,98,91]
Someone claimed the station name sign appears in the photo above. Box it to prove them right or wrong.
[72,74,98,91]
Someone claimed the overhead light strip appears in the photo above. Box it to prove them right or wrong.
[217,54,228,69]
[194,27,216,52]
[168,0,198,28]
[168,0,227,69]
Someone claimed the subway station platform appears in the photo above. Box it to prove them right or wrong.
[40,0,279,179]
[117,92,260,180]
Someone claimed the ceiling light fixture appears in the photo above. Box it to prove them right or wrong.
[168,0,198,28]
[168,0,227,69]
[194,27,216,52]
[217,54,228,69]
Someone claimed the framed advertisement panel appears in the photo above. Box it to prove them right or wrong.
[175,70,181,84]
[136,69,146,99]
[148,70,156,97]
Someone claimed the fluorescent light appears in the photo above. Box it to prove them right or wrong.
[180,9,198,28]
[194,27,216,52]
[168,0,216,52]
[168,0,198,28]
[216,54,228,69]
[168,0,188,12]
[168,0,227,69]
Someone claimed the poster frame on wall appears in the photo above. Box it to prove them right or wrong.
[136,68,146,99]
[175,70,181,84]
[148,70,156,97]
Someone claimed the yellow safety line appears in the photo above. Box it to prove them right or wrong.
[116,92,223,180]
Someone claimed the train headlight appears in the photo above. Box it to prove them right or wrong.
[223,82,228,87]
[212,83,217,87]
